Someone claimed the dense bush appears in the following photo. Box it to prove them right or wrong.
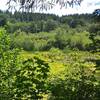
[13,57,49,99]
[89,24,100,51]
[6,22,34,33]
[31,50,100,100]
[10,28,92,51]
[0,29,50,99]
[0,29,20,99]
[48,62,100,100]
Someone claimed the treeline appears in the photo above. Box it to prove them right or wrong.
[0,10,99,52]
[0,10,59,33]
[0,10,92,33]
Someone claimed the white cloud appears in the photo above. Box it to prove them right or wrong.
[43,0,100,16]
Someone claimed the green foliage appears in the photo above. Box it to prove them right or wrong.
[44,19,59,32]
[23,50,99,100]
[13,57,49,99]
[0,9,100,100]
[6,22,34,33]
[54,29,91,50]
[45,51,100,100]
[11,31,56,51]
[69,31,92,50]
[10,31,35,51]
[0,29,50,99]
[89,24,100,52]
[6,20,59,33]
[0,29,20,99]
[0,28,100,100]
[48,78,100,100]
[11,27,92,51]
[0,14,7,26]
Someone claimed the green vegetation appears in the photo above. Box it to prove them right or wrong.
[0,9,100,100]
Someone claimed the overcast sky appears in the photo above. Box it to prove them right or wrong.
[0,0,100,16]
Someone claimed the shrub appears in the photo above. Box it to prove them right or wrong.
[47,60,100,100]
[13,57,49,99]
[0,28,20,99]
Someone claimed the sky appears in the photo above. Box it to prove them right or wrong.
[0,0,100,16]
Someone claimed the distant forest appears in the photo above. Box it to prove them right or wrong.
[0,10,92,33]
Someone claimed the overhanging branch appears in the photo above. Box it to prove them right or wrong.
[7,0,83,12]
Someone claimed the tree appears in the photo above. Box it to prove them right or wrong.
[45,19,58,32]
[89,9,100,52]
[93,9,100,22]
[0,14,7,26]
[0,28,20,99]
[7,0,83,12]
